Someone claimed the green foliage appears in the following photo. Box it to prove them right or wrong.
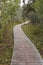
[1,0,20,22]
[0,30,2,43]
[22,1,35,21]
[32,0,43,23]
[34,0,43,14]
[29,11,40,24]
[0,0,21,64]
[0,21,21,65]
[0,0,20,44]
[22,0,43,58]
[22,4,31,20]
[22,23,43,57]
[22,0,43,23]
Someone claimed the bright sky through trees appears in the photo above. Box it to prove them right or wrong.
[20,0,33,6]
[20,0,28,6]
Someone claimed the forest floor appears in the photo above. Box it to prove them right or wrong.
[0,21,21,65]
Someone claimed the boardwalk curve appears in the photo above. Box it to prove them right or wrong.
[11,22,43,65]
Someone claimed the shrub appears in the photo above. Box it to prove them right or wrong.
[29,11,40,24]
[0,31,2,43]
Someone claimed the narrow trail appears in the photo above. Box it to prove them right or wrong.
[11,22,43,65]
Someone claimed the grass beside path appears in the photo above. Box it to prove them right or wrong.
[0,21,21,65]
[22,23,43,58]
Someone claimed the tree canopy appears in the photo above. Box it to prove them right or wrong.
[0,0,20,23]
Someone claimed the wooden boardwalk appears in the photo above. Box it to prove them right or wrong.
[11,22,43,65]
